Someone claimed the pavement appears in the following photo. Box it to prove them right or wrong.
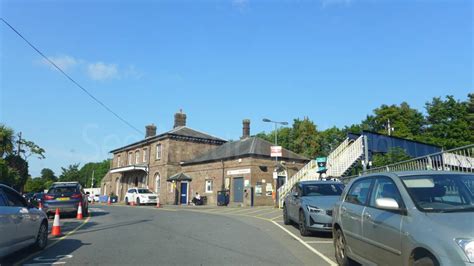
[0,204,338,266]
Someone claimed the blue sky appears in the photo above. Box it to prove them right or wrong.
[1,0,472,177]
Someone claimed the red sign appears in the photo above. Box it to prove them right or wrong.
[271,146,282,157]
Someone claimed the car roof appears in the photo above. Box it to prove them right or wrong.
[354,171,473,180]
[298,180,342,185]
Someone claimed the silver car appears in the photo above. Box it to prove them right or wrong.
[0,184,48,258]
[332,171,474,266]
[283,180,345,236]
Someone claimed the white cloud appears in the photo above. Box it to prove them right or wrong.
[124,65,144,79]
[87,62,119,81]
[42,55,80,71]
[36,55,142,81]
[321,0,353,8]
[232,0,249,10]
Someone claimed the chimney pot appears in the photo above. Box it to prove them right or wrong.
[242,119,250,139]
[174,110,187,128]
[145,124,157,138]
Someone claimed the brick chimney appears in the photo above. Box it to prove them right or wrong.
[242,119,250,139]
[174,109,187,128]
[145,124,157,138]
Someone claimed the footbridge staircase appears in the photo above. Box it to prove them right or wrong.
[277,136,364,207]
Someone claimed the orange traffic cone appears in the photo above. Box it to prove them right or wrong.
[38,201,43,211]
[51,208,62,237]
[156,197,161,208]
[107,196,111,206]
[76,202,83,220]
[131,200,135,207]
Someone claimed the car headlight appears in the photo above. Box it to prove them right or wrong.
[307,205,323,213]
[456,238,474,262]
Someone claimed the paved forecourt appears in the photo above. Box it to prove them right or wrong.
[9,204,336,266]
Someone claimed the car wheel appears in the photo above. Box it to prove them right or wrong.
[136,198,140,206]
[299,210,311,236]
[283,205,291,225]
[125,197,129,205]
[414,256,438,266]
[334,228,350,266]
[34,222,48,250]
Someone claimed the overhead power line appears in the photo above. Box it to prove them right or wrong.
[1,18,143,135]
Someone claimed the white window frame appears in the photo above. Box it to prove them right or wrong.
[205,179,213,193]
[128,152,132,165]
[143,148,148,163]
[156,144,162,160]
[117,155,121,167]
[135,150,140,164]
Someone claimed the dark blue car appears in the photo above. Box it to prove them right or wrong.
[43,182,88,217]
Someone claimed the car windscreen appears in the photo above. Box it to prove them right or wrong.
[401,174,474,212]
[137,189,152,194]
[302,184,344,196]
[48,186,78,194]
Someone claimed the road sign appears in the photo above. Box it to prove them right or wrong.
[271,146,282,157]
[316,157,328,173]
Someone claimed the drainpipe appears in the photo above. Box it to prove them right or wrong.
[221,160,225,191]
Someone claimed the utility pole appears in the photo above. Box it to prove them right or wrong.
[91,170,95,188]
[387,119,394,136]
[17,132,22,156]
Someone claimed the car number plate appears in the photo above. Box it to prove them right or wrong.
[57,197,70,201]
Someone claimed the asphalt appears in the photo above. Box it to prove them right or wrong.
[1,205,338,266]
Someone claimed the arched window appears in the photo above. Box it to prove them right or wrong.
[155,172,161,194]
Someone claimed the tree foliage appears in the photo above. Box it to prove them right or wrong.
[372,147,412,168]
[423,95,472,149]
[360,102,425,139]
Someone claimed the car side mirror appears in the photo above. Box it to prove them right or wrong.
[375,198,400,210]
[292,192,299,198]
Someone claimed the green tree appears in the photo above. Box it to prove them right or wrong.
[319,127,346,156]
[361,102,425,139]
[59,164,82,183]
[468,93,474,141]
[372,147,412,168]
[4,155,29,191]
[423,95,472,149]
[290,118,321,158]
[24,176,47,192]
[0,124,15,157]
[79,160,110,188]
[40,168,57,182]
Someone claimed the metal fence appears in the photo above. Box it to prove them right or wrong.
[341,144,474,183]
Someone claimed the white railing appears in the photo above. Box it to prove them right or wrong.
[364,144,474,175]
[277,136,365,207]
[327,136,364,177]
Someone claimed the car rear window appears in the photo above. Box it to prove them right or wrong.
[302,184,344,196]
[48,186,78,194]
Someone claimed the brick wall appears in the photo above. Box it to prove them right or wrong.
[182,157,307,206]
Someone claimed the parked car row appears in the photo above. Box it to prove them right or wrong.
[283,171,474,266]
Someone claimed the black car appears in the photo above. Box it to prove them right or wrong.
[43,182,89,217]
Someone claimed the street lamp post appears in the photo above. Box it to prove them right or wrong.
[263,118,288,207]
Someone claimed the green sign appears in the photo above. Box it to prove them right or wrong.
[316,157,327,173]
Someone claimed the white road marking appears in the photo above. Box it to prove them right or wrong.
[271,221,337,266]
[305,240,333,244]
[89,207,105,212]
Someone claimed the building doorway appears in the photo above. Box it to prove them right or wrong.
[180,182,188,204]
[155,172,161,195]
[233,177,244,202]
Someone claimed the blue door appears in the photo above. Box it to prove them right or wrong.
[233,178,244,202]
[180,182,188,204]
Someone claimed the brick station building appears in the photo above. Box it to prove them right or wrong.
[101,112,309,206]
